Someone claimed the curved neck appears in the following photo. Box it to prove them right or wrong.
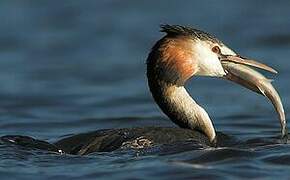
[147,77,216,142]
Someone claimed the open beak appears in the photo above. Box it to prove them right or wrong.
[220,55,287,140]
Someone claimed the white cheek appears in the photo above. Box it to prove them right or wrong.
[193,42,226,77]
[220,44,236,56]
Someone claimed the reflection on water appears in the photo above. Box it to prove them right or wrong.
[0,1,290,179]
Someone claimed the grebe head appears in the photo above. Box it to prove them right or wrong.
[147,25,276,86]
[147,25,286,143]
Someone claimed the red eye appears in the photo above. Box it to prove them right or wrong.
[212,46,221,54]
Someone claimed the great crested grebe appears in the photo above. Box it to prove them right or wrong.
[0,25,287,155]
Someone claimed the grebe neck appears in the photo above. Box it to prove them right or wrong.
[147,77,216,142]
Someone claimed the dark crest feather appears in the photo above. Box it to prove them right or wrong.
[160,24,222,44]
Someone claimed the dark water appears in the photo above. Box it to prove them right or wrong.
[0,1,290,179]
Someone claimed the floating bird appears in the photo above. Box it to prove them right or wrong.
[0,25,287,155]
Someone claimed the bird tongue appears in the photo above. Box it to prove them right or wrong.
[221,61,287,141]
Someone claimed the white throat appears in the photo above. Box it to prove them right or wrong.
[148,79,217,142]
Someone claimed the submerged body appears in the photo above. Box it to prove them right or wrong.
[1,127,235,155]
[0,25,287,154]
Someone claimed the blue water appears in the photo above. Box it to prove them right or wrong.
[0,1,290,179]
